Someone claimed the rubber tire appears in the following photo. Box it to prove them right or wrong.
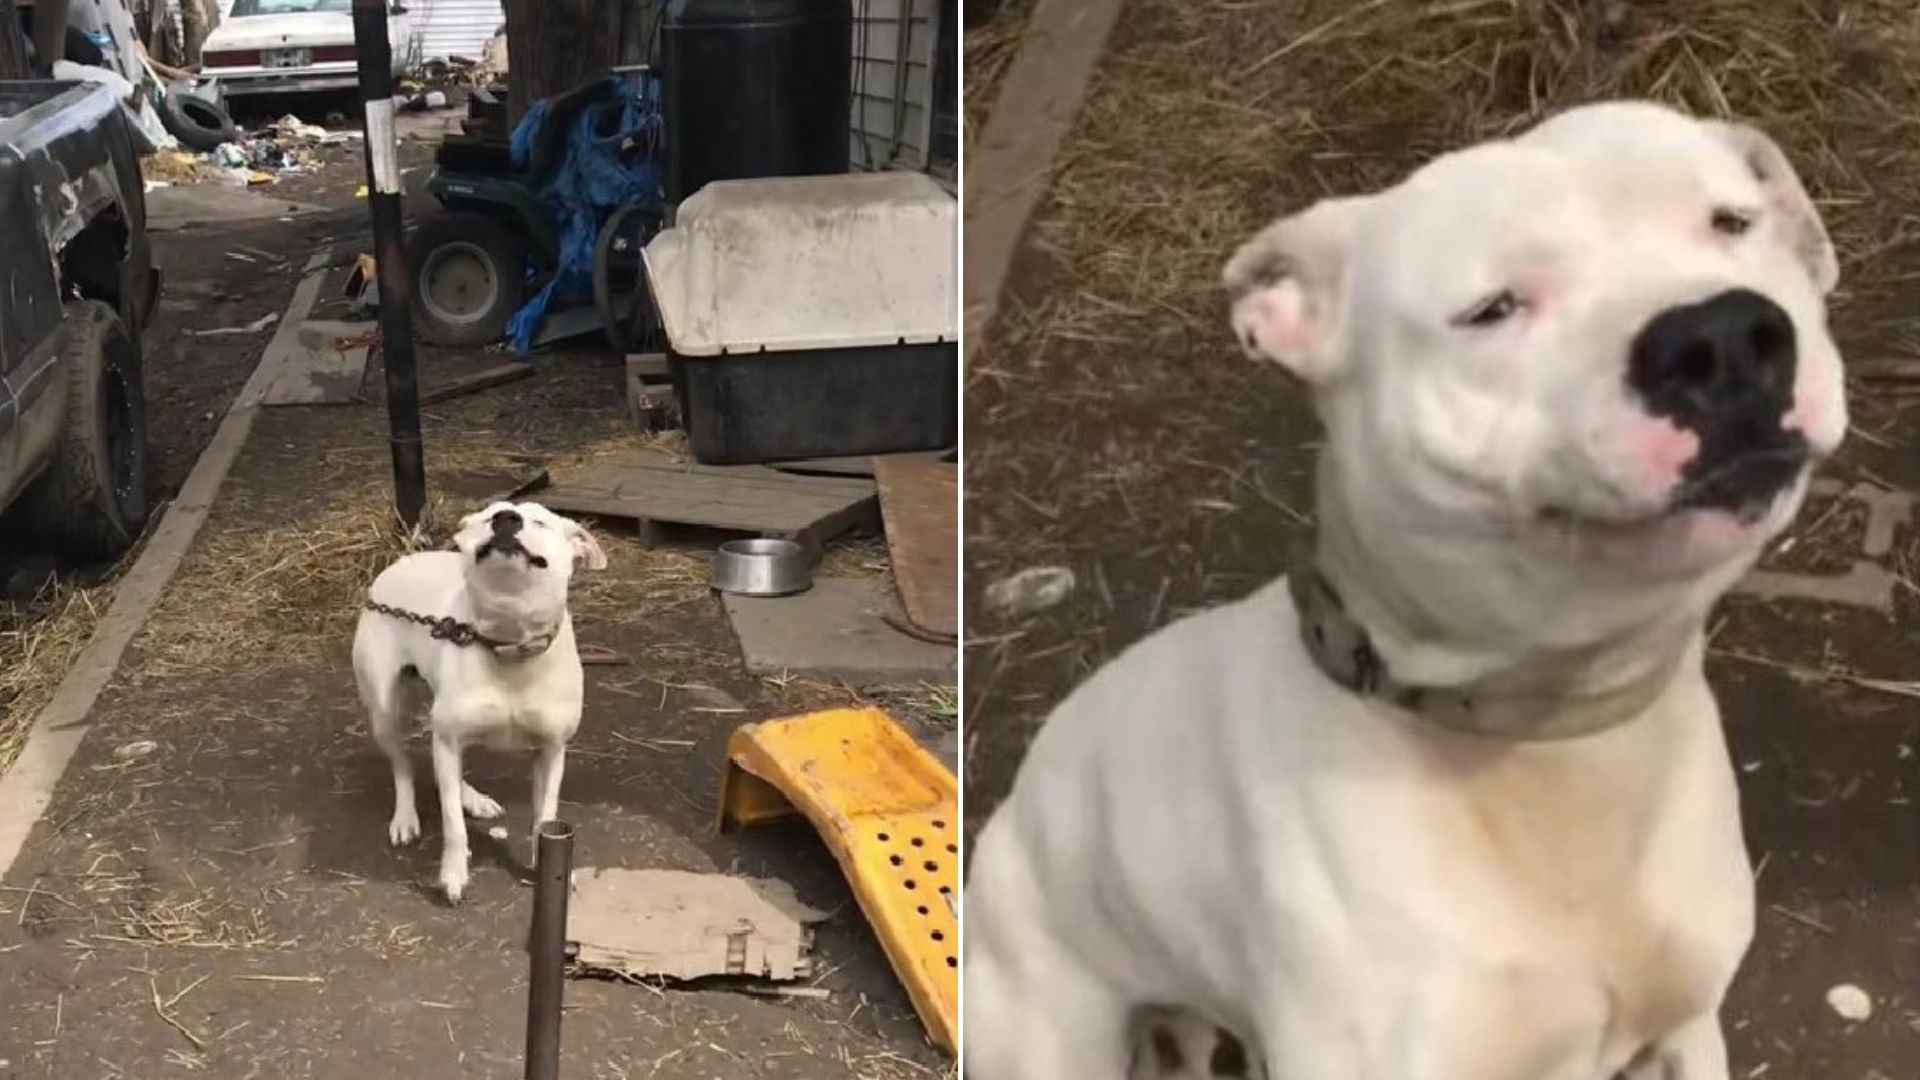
[160,90,239,153]
[407,212,527,347]
[21,302,150,563]
[592,203,663,354]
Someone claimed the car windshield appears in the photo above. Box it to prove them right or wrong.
[228,0,352,15]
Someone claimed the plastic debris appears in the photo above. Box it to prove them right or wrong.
[984,566,1077,619]
[1826,983,1873,1022]
[189,312,279,337]
[114,740,159,761]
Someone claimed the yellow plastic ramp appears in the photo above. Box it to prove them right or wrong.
[717,707,958,1053]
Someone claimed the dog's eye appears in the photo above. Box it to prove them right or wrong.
[1453,290,1520,329]
[1711,207,1755,236]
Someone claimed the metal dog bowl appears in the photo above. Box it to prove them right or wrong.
[711,538,811,596]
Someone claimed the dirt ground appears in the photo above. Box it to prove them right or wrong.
[964,1,1919,1076]
[0,113,953,1077]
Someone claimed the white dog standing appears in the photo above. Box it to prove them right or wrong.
[964,102,1847,1079]
[352,500,606,903]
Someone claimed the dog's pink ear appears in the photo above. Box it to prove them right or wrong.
[564,518,607,571]
[1223,195,1370,384]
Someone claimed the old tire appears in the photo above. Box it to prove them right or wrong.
[22,301,150,563]
[408,212,526,347]
[160,90,238,153]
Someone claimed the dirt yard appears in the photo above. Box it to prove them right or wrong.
[964,1,1920,1075]
[0,118,953,1078]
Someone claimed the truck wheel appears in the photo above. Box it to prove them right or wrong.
[22,302,150,562]
[160,90,238,153]
[408,212,527,347]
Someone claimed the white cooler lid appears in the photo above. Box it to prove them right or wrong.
[642,172,957,358]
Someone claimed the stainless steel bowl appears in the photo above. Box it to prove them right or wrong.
[710,538,812,596]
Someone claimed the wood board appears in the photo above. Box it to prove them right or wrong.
[538,452,878,549]
[260,320,373,405]
[872,455,957,640]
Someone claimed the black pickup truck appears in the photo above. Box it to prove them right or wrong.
[0,78,158,561]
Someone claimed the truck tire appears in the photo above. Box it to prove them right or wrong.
[22,302,150,563]
[408,212,526,347]
[160,90,238,153]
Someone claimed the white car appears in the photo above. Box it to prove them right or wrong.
[200,0,415,100]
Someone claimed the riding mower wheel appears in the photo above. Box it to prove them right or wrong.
[408,212,527,347]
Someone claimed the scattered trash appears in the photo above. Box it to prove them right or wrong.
[984,565,1076,619]
[568,868,828,983]
[343,253,379,314]
[403,90,450,112]
[1827,983,1873,1022]
[114,740,158,761]
[189,312,279,337]
[486,825,508,842]
[354,185,369,199]
[210,142,247,169]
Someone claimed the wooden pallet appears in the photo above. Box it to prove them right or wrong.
[537,452,878,550]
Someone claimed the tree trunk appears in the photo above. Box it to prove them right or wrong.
[0,0,28,80]
[181,0,211,67]
[501,0,623,126]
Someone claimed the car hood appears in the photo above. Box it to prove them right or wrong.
[204,13,355,50]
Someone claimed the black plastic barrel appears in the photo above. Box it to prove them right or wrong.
[661,0,852,204]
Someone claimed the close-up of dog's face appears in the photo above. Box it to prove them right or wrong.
[451,500,607,623]
[1226,101,1847,583]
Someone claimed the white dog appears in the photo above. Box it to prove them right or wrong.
[352,500,607,903]
[964,101,1846,1080]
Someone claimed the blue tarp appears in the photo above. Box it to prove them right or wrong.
[504,76,664,353]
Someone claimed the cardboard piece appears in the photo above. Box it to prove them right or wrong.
[569,868,828,983]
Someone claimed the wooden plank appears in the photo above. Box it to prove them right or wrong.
[963,0,1126,370]
[421,360,535,405]
[539,454,879,547]
[873,455,957,640]
[261,319,374,405]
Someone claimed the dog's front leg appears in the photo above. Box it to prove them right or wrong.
[529,742,565,850]
[1619,1016,1729,1080]
[430,732,472,903]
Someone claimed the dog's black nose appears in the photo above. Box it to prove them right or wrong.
[1629,288,1796,421]
[490,509,523,536]
[1630,289,1807,513]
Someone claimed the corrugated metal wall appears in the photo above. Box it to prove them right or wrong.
[411,0,504,61]
[850,0,937,173]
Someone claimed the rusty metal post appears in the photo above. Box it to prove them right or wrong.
[526,821,574,1080]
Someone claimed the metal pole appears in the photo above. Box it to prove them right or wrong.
[350,0,427,530]
[526,821,574,1080]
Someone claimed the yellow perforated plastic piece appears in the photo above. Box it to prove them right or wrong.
[717,707,958,1052]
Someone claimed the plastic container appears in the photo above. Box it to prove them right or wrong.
[644,172,957,464]
[661,0,852,203]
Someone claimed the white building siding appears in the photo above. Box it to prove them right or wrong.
[410,0,504,61]
[850,0,936,172]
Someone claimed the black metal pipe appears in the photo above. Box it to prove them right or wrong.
[526,821,574,1080]
[350,0,427,530]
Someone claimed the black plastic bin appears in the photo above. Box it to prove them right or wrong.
[671,342,957,465]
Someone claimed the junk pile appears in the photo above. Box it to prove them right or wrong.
[143,113,359,189]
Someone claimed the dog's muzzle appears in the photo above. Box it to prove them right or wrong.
[1628,289,1809,514]
[474,508,549,567]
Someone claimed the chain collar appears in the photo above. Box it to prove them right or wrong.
[365,600,556,660]
[1288,565,1679,740]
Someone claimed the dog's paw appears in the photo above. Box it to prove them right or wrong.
[439,859,470,904]
[460,783,504,820]
[388,807,421,846]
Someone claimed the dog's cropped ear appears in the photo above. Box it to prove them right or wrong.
[561,517,608,571]
[1222,195,1370,384]
[1707,121,1839,296]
